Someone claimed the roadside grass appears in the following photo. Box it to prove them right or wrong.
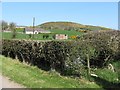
[0,55,100,88]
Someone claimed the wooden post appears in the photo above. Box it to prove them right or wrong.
[87,54,90,81]
[87,54,90,74]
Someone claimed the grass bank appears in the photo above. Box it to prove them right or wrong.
[0,55,100,88]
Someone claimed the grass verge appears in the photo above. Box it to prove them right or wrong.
[0,55,100,88]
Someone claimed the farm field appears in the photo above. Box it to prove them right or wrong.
[1,21,110,40]
[51,29,83,36]
[2,29,84,40]
[2,32,51,40]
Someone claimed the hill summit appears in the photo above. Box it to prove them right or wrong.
[39,22,111,31]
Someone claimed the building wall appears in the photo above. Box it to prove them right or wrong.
[25,31,51,34]
[16,27,25,28]
[55,34,68,40]
[25,31,38,34]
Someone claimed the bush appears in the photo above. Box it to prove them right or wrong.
[80,30,120,67]
[2,30,120,77]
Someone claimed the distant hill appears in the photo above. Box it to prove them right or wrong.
[38,22,111,31]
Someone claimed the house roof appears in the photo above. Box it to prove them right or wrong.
[25,27,50,32]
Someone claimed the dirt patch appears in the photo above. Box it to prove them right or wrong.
[0,74,25,88]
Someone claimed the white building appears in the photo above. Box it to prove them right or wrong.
[16,26,25,29]
[24,27,51,34]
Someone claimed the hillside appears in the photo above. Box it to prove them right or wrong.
[39,22,111,31]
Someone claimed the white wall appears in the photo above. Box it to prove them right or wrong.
[25,30,51,34]
[25,31,38,34]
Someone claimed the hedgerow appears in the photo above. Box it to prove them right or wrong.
[80,30,120,66]
[2,30,120,77]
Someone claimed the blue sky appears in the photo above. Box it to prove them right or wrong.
[2,2,118,29]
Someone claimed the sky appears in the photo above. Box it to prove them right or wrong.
[2,2,118,29]
[2,0,120,2]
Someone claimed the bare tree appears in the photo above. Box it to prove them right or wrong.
[9,22,16,38]
[1,20,8,31]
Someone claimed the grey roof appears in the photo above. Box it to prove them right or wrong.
[25,27,46,32]
[25,27,44,31]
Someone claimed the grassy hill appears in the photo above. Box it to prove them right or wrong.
[39,22,111,31]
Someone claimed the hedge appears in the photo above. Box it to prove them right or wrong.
[2,30,120,77]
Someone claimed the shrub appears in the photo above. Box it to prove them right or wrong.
[2,30,120,77]
[80,30,120,67]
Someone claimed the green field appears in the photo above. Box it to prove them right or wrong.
[2,32,52,40]
[50,29,83,36]
[2,29,84,40]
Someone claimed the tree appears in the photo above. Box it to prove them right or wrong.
[1,20,8,31]
[9,22,16,38]
[79,41,97,81]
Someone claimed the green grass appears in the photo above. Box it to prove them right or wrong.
[94,68,118,82]
[2,32,51,40]
[50,29,83,36]
[94,61,120,82]
[2,29,83,40]
[91,61,120,88]
[0,55,100,88]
